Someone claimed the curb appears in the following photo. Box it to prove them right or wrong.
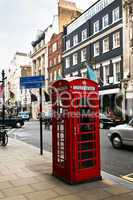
[102,171,133,189]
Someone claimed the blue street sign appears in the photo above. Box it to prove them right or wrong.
[20,76,45,89]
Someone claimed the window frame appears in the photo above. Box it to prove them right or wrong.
[113,61,121,83]
[52,42,57,52]
[81,48,87,62]
[73,53,78,66]
[103,64,110,85]
[66,40,70,50]
[93,20,100,34]
[50,72,52,82]
[113,32,120,49]
[82,29,87,41]
[103,37,109,53]
[65,57,70,68]
[94,41,100,57]
[73,35,78,46]
[58,54,61,63]
[54,70,57,81]
[102,14,109,29]
[112,7,120,23]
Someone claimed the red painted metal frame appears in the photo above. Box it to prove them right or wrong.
[52,78,101,184]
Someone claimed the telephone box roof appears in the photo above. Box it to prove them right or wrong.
[52,77,98,88]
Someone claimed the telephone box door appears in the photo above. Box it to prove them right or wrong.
[72,91,101,182]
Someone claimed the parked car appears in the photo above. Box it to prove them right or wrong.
[100,113,124,129]
[0,116,24,128]
[18,111,30,121]
[108,118,133,149]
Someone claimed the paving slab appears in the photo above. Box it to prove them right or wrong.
[0,138,133,200]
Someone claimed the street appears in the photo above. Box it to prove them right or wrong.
[9,120,133,178]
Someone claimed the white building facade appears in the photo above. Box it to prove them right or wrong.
[6,52,31,115]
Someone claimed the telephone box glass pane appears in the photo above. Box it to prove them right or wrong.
[77,97,97,170]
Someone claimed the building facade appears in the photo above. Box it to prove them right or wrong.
[63,0,124,117]
[48,32,63,86]
[30,0,81,118]
[31,26,56,118]
[6,52,31,115]
[122,0,133,119]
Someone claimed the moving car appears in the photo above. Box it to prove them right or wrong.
[100,113,124,129]
[108,118,133,149]
[0,116,24,128]
[18,111,30,121]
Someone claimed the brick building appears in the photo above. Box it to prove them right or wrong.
[48,32,63,86]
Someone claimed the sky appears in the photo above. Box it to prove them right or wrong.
[0,0,95,70]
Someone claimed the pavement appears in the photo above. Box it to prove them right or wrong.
[0,138,133,200]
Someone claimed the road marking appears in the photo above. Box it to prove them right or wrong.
[121,173,133,183]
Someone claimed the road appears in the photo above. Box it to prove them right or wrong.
[9,120,133,177]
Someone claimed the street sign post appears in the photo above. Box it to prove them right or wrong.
[20,75,45,155]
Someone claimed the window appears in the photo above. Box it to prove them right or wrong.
[73,53,78,65]
[67,0,115,34]
[81,48,87,62]
[54,70,57,80]
[93,20,99,34]
[114,61,121,83]
[53,57,56,65]
[113,32,120,48]
[104,65,110,85]
[94,42,100,56]
[73,71,78,77]
[52,43,57,52]
[73,35,78,46]
[82,29,87,41]
[50,73,52,82]
[50,59,52,67]
[66,40,70,50]
[102,14,109,29]
[103,38,109,53]
[58,68,61,76]
[49,47,52,54]
[58,54,61,63]
[65,57,70,68]
[112,7,119,23]
[81,69,87,78]
[95,67,100,82]
[65,74,71,78]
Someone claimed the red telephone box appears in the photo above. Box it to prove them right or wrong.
[52,78,101,184]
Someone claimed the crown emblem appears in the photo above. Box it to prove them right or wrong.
[83,81,87,85]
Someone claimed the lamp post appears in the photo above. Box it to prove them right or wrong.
[123,78,129,121]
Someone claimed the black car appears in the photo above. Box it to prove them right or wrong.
[100,113,124,129]
[0,116,24,128]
